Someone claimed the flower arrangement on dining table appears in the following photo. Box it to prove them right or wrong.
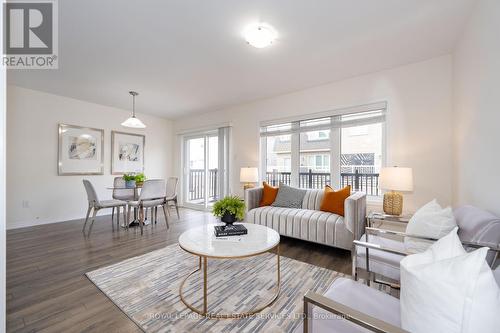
[122,172,146,188]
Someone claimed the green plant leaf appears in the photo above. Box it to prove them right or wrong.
[134,173,146,182]
[212,196,246,220]
[122,173,136,181]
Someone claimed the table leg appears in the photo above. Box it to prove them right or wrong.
[124,207,140,228]
[122,188,141,228]
[178,246,281,319]
[203,256,208,315]
[366,232,371,286]
[125,207,152,228]
[133,189,139,225]
[277,244,281,286]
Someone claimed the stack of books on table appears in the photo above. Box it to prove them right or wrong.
[214,224,248,237]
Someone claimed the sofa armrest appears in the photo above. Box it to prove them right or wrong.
[345,192,367,240]
[244,187,263,212]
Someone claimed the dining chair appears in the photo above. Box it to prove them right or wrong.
[82,179,127,235]
[113,177,153,225]
[112,177,135,226]
[165,177,180,219]
[127,179,169,235]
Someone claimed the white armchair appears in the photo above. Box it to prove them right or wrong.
[303,234,500,333]
[353,205,500,287]
[302,277,406,333]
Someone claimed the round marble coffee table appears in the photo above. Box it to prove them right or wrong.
[178,223,281,318]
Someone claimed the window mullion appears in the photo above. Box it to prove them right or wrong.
[331,116,341,189]
[290,122,300,187]
[260,136,267,183]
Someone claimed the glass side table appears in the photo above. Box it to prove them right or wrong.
[362,212,413,287]
[366,211,412,233]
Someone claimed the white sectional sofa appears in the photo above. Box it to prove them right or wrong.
[245,187,366,251]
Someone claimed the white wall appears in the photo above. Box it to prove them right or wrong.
[0,1,6,328]
[174,56,454,213]
[7,86,174,229]
[453,0,500,216]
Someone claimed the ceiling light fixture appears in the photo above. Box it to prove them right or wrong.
[243,23,277,48]
[121,91,146,128]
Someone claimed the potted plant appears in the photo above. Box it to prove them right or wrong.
[123,173,136,188]
[212,196,245,225]
[134,173,146,186]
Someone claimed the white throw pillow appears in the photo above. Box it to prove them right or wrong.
[404,199,457,253]
[400,228,500,333]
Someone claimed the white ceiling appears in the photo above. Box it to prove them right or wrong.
[8,0,476,119]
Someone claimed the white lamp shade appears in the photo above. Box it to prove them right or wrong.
[240,167,259,183]
[379,167,413,192]
[121,116,146,128]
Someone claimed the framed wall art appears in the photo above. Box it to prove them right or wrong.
[111,131,145,174]
[58,124,104,175]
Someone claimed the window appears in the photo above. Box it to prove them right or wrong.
[260,103,385,196]
[340,123,382,196]
[278,135,291,142]
[306,130,329,141]
[300,129,331,188]
[264,134,292,185]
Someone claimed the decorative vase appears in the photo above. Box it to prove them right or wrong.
[125,180,136,188]
[136,181,144,187]
[221,212,237,225]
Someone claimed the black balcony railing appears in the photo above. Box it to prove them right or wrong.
[188,168,380,201]
[340,170,379,196]
[188,169,218,201]
[266,169,380,196]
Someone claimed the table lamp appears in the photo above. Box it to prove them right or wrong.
[240,167,259,190]
[379,167,413,216]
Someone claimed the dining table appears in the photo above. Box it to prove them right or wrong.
[106,185,151,228]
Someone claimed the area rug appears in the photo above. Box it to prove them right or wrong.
[86,243,345,332]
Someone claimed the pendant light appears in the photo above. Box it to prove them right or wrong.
[121,91,146,128]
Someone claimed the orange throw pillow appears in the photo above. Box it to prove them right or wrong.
[320,185,351,216]
[259,182,279,206]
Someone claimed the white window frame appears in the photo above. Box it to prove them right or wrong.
[180,126,230,211]
[259,102,387,195]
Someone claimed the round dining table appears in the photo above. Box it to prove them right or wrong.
[105,185,151,228]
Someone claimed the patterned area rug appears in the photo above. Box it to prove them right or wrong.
[86,243,344,332]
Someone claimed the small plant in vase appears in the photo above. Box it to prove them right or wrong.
[212,196,245,225]
[134,173,146,186]
[123,173,136,188]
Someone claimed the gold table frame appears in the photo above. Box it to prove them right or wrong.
[179,244,281,319]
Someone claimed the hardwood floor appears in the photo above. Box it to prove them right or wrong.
[6,208,351,332]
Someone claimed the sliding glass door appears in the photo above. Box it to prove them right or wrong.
[183,128,229,210]
[185,136,206,207]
